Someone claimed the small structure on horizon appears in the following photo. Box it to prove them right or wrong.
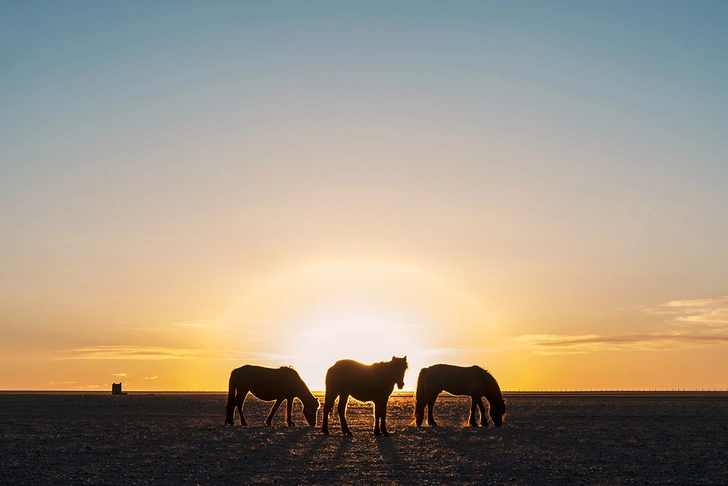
[111,382,127,395]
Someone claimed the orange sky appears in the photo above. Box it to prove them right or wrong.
[2,2,728,391]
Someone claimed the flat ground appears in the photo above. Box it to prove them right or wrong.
[1,392,726,484]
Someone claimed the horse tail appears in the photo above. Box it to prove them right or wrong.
[414,367,429,424]
[224,372,236,425]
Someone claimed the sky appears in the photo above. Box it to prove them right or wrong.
[1,1,727,392]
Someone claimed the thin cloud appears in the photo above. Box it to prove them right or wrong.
[103,319,293,336]
[141,376,158,380]
[423,330,728,357]
[419,346,501,356]
[418,295,728,357]
[111,372,130,377]
[646,295,728,327]
[173,319,282,333]
[54,345,293,362]
[56,346,208,360]
[513,332,728,355]
[661,296,728,308]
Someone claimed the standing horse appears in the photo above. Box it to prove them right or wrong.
[415,364,506,427]
[225,365,319,426]
[322,356,408,436]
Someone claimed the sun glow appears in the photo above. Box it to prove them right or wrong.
[288,308,424,391]
[215,260,493,391]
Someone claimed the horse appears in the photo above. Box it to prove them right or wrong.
[415,364,506,427]
[224,365,319,427]
[322,356,408,436]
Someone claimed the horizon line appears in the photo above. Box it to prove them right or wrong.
[2,388,727,394]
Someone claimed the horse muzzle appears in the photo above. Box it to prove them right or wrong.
[396,381,404,390]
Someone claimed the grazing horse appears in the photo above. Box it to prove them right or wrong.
[322,356,408,436]
[225,365,319,427]
[415,364,506,427]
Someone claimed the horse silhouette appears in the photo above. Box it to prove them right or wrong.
[415,364,505,427]
[225,365,319,426]
[322,356,408,436]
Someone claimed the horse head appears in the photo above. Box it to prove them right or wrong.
[489,397,506,427]
[392,356,408,389]
[483,373,506,427]
[303,395,319,427]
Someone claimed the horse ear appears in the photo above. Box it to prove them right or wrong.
[392,356,395,360]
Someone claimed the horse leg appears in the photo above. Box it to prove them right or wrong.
[373,400,382,436]
[476,397,489,427]
[286,397,295,426]
[469,397,479,426]
[266,398,284,426]
[322,392,336,434]
[375,398,390,436]
[427,395,438,427]
[415,393,426,426]
[338,394,351,435]
[237,391,249,426]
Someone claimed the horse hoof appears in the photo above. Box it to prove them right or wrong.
[374,430,381,436]
[322,429,329,435]
[382,431,389,437]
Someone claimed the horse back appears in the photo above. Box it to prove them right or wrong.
[423,364,488,397]
[326,359,394,401]
[231,365,301,401]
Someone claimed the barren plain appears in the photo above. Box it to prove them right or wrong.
[2,392,726,484]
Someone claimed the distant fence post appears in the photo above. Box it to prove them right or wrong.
[112,383,122,395]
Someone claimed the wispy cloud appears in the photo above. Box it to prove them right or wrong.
[419,346,500,356]
[102,319,291,335]
[661,296,728,308]
[173,319,282,333]
[649,295,728,327]
[427,332,728,357]
[512,295,728,355]
[48,381,106,389]
[54,345,293,362]
[513,332,728,355]
[141,376,158,380]
[111,372,129,377]
[56,346,207,360]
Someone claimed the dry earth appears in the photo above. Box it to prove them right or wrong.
[2,392,727,484]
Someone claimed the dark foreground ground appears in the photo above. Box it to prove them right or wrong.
[1,392,727,485]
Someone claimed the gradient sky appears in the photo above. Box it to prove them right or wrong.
[2,1,727,391]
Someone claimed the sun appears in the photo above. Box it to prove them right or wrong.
[287,308,424,391]
[216,259,493,391]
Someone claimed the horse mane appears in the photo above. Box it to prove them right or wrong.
[276,366,302,379]
[476,366,499,386]
[478,366,506,417]
[369,357,408,377]
[368,357,404,366]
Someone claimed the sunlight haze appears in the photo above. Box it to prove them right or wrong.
[2,1,727,392]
